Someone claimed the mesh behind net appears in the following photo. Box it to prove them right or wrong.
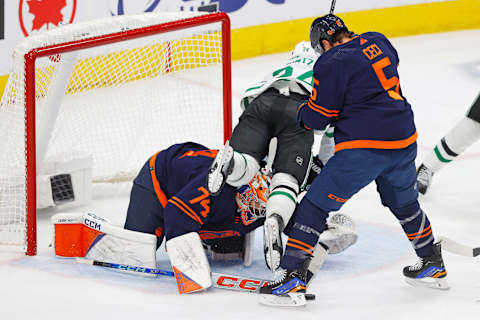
[0,12,227,251]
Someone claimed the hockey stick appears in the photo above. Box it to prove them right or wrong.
[438,236,480,257]
[330,0,337,14]
[76,258,316,299]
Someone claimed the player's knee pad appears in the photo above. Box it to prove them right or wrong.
[52,212,157,269]
[167,232,212,293]
[266,172,299,224]
[227,152,260,187]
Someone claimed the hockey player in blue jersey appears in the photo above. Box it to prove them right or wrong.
[124,141,269,270]
[260,14,449,305]
[124,141,269,245]
[52,141,357,296]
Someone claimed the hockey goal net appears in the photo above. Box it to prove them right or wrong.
[0,12,231,255]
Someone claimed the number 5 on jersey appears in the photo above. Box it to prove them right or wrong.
[363,44,403,101]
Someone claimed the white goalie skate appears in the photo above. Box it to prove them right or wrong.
[207,140,234,195]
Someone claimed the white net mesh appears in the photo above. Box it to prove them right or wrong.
[0,12,228,252]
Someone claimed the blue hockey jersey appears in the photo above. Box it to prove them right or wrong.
[132,142,265,240]
[298,32,417,153]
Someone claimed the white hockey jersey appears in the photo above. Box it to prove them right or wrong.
[240,41,320,110]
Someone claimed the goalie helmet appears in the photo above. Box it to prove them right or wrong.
[310,14,348,54]
[236,173,271,226]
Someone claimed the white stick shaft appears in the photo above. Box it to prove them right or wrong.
[439,236,480,257]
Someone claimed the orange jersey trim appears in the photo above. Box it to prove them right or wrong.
[335,131,417,153]
[308,100,340,118]
[169,196,203,225]
[149,151,168,208]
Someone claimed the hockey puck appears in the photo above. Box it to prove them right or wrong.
[305,293,316,300]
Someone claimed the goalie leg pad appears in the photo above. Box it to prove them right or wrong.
[167,232,212,294]
[52,212,157,269]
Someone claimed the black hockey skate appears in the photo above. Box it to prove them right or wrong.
[259,268,309,307]
[403,241,449,290]
[416,164,433,195]
[207,140,234,195]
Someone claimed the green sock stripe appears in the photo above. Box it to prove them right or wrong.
[269,190,296,204]
[325,131,334,138]
[434,146,451,163]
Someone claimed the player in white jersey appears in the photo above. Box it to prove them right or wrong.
[417,93,480,194]
[207,41,336,271]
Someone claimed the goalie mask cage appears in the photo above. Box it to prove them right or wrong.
[0,12,232,255]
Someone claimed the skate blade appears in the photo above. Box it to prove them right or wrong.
[207,141,232,195]
[404,276,450,290]
[259,292,307,307]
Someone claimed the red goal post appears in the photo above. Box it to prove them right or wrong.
[0,12,232,255]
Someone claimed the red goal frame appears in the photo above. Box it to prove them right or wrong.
[23,12,232,255]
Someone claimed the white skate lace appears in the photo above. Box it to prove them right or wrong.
[408,258,425,271]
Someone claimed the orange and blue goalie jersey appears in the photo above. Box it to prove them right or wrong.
[298,32,417,153]
[129,142,265,242]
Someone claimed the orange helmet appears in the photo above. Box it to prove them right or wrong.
[235,173,271,226]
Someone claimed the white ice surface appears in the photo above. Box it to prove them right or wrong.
[1,29,480,319]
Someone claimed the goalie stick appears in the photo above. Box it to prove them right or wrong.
[76,258,316,299]
[439,236,480,257]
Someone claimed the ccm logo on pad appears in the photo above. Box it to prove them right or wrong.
[84,218,101,231]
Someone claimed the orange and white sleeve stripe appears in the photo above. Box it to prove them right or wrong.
[168,196,204,225]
